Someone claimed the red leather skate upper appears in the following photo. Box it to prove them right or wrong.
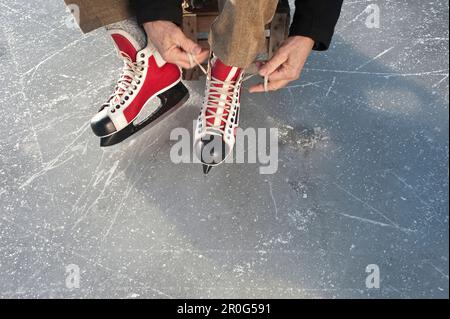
[111,33,138,62]
[106,32,141,107]
[123,56,181,123]
[212,59,242,82]
[108,31,181,123]
[206,58,243,131]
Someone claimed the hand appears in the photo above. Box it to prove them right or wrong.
[249,36,314,93]
[143,20,209,69]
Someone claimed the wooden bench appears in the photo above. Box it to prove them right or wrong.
[182,0,291,80]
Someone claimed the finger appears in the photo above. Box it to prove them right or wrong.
[248,79,290,93]
[264,79,290,91]
[175,60,194,69]
[185,49,209,66]
[169,48,209,70]
[255,61,264,69]
[194,50,210,64]
[177,33,203,55]
[183,51,209,69]
[259,51,288,77]
[268,65,298,82]
[164,47,193,67]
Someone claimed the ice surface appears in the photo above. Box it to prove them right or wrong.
[0,0,448,298]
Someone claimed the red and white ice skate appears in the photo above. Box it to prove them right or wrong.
[193,56,244,173]
[91,29,189,147]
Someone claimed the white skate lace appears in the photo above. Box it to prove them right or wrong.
[188,53,268,135]
[188,54,268,91]
[102,52,146,110]
[203,77,241,134]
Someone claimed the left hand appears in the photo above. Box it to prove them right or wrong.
[249,36,315,93]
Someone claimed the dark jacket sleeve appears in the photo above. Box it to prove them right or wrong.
[289,0,343,51]
[134,0,183,26]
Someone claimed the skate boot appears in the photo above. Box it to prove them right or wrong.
[91,25,189,147]
[193,55,244,173]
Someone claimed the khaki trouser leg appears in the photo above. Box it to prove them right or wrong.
[210,0,279,68]
[66,0,279,68]
[64,0,132,33]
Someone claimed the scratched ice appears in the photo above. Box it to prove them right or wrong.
[0,0,448,298]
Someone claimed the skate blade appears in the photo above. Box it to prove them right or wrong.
[200,145,235,175]
[202,165,213,175]
[100,83,189,147]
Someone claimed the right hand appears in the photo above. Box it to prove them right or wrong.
[143,20,209,69]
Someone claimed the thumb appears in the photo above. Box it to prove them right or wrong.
[178,33,202,55]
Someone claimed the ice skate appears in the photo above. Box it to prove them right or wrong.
[193,55,244,173]
[91,25,188,147]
